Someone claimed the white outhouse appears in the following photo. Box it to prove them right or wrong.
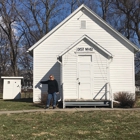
[1,77,23,99]
[27,4,139,108]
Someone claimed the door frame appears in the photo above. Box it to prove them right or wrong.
[76,53,94,99]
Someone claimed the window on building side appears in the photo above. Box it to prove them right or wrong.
[81,20,86,29]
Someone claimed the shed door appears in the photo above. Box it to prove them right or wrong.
[3,79,21,99]
[3,80,14,99]
[78,55,93,99]
[13,80,21,99]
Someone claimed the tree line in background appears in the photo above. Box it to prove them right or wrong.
[0,0,140,88]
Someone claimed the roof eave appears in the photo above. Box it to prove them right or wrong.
[82,5,139,52]
[27,4,85,52]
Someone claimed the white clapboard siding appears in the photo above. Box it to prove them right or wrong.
[93,47,108,99]
[33,8,135,102]
[110,53,134,94]
[63,49,77,99]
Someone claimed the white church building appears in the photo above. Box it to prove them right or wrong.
[27,5,139,108]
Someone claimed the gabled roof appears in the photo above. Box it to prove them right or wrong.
[28,4,139,52]
[58,34,113,57]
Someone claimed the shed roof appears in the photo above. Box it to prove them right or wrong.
[27,4,139,52]
[1,77,23,79]
[58,34,113,57]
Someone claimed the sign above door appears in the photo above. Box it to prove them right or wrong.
[76,47,93,52]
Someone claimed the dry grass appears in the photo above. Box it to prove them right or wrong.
[0,92,37,111]
[0,111,140,140]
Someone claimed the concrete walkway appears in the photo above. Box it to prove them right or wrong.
[0,108,140,115]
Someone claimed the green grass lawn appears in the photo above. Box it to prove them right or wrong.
[0,111,140,140]
[0,93,140,139]
[135,94,140,108]
[0,98,41,111]
[0,92,41,111]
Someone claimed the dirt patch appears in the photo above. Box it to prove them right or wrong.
[95,131,102,134]
[35,111,55,115]
[77,130,90,134]
[32,132,56,136]
[103,119,113,123]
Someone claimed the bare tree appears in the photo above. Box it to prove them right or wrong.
[0,0,24,76]
[111,0,140,43]
[0,0,64,78]
[64,0,81,13]
[18,46,33,82]
[0,46,10,76]
[1,0,139,78]
[15,0,65,48]
[110,0,140,73]
[98,0,112,21]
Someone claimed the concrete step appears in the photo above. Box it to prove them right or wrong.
[64,101,111,107]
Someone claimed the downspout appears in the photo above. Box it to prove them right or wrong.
[109,56,121,108]
[57,57,62,102]
[108,56,113,108]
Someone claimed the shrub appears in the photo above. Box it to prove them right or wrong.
[114,92,136,108]
[136,91,140,96]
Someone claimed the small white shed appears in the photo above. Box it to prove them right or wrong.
[1,77,23,100]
